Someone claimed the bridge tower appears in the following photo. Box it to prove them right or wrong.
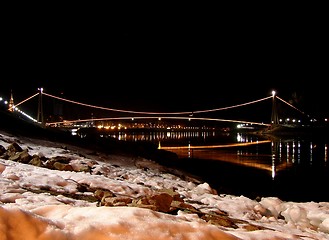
[271,90,279,126]
[37,88,44,126]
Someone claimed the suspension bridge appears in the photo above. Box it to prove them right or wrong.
[1,88,319,134]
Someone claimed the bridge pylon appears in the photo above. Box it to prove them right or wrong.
[37,88,45,126]
[271,90,279,127]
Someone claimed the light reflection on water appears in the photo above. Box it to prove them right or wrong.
[108,131,328,177]
[108,130,218,142]
[107,130,329,201]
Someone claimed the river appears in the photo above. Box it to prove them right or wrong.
[108,130,329,202]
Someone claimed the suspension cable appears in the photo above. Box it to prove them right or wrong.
[8,93,39,111]
[42,92,272,116]
[193,96,272,114]
[276,96,306,115]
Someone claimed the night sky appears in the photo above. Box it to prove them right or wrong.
[1,6,328,119]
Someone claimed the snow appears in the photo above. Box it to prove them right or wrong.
[0,131,328,240]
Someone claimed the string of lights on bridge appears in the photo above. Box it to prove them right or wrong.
[1,89,309,128]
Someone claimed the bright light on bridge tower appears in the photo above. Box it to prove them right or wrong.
[271,90,279,126]
[37,88,44,126]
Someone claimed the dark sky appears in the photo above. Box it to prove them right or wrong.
[1,6,328,119]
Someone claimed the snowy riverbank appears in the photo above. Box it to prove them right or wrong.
[1,129,329,240]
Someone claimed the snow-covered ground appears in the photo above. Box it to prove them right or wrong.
[1,130,328,240]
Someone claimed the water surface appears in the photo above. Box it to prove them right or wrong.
[110,130,329,202]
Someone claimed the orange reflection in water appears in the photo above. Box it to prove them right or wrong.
[161,140,294,178]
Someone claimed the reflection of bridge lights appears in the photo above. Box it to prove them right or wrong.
[161,140,270,150]
[237,133,243,142]
[236,133,254,143]
[310,142,313,164]
[71,128,78,136]
[287,143,292,163]
[292,141,296,163]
